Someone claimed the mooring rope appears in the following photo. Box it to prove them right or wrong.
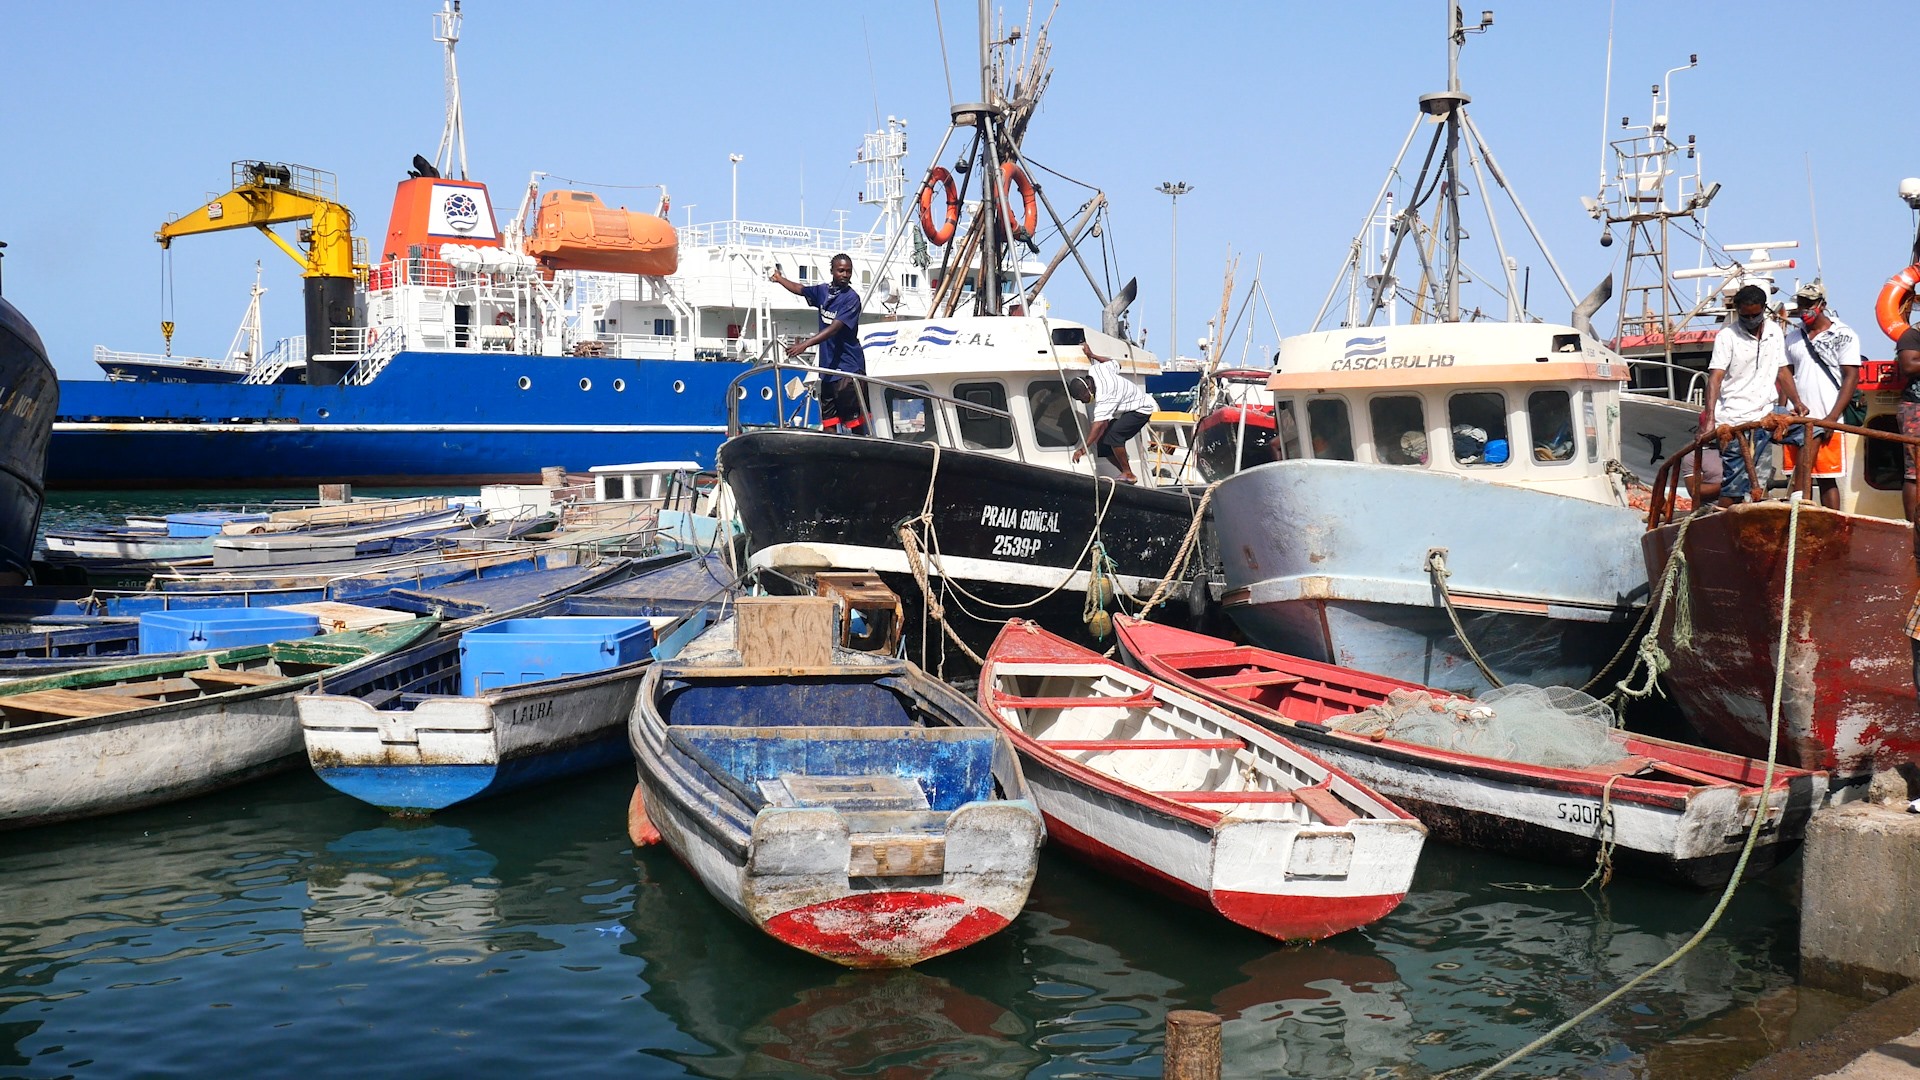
[1139,483,1216,616]
[1425,548,1506,689]
[1468,494,1798,1079]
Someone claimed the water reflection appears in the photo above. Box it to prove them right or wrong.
[0,763,1841,1079]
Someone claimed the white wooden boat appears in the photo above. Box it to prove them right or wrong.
[298,554,737,814]
[978,620,1425,943]
[0,618,438,830]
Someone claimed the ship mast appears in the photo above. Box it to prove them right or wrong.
[1315,3,1578,330]
[432,0,468,181]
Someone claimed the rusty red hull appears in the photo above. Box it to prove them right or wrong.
[1641,502,1920,776]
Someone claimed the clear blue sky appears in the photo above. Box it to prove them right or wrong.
[2,1,1910,380]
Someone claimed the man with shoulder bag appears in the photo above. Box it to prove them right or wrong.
[1780,281,1862,509]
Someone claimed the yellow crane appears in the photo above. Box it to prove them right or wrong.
[157,161,367,371]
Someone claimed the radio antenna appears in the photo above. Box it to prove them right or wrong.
[1805,154,1823,279]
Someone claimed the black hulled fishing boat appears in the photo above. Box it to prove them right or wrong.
[0,246,59,585]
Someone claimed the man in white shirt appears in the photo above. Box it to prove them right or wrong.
[1780,280,1861,509]
[1703,284,1795,505]
[1068,342,1157,483]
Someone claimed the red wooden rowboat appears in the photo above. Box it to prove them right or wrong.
[1114,615,1831,887]
[978,620,1425,942]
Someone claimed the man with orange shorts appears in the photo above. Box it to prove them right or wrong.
[1780,281,1860,509]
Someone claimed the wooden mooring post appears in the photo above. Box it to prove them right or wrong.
[1163,1009,1221,1080]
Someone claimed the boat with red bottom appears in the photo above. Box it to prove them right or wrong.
[626,601,1041,968]
[977,620,1424,942]
[1114,615,1830,887]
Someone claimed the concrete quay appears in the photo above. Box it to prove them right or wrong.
[1740,800,1920,1079]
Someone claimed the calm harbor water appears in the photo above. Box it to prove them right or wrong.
[1,490,1864,1078]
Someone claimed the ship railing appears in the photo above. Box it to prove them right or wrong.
[1645,414,1920,528]
[723,360,1027,463]
[1622,356,1708,405]
[364,257,465,292]
[92,346,249,379]
[678,219,891,256]
[232,160,337,203]
[241,335,308,385]
[337,326,408,386]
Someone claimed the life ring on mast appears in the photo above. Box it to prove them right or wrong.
[1001,162,1038,240]
[918,167,959,245]
[495,311,515,326]
[1875,263,1920,342]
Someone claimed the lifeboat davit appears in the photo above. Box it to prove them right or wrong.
[526,191,678,276]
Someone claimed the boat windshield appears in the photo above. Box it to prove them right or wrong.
[1370,395,1428,466]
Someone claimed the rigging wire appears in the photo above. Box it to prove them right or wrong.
[931,0,955,108]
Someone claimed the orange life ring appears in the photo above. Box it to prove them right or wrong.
[1876,263,1920,342]
[918,167,958,245]
[495,310,514,326]
[1000,162,1038,240]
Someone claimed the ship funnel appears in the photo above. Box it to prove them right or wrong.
[1102,277,1137,339]
[1571,274,1613,340]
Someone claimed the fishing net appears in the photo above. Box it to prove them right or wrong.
[1326,683,1627,769]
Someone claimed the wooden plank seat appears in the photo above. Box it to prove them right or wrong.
[90,678,205,699]
[1041,738,1243,752]
[0,688,149,720]
[997,691,1160,710]
[1154,789,1301,803]
[187,668,284,688]
[1207,671,1304,691]
[1292,784,1358,826]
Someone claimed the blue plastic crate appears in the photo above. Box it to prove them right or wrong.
[458,616,656,695]
[166,511,271,538]
[137,606,324,653]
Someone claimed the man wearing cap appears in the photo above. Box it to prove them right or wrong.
[1781,281,1861,509]
[1068,341,1156,483]
[1703,283,1795,505]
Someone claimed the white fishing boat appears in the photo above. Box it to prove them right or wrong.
[1206,6,1647,693]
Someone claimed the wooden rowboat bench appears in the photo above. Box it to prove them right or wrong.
[1151,782,1359,825]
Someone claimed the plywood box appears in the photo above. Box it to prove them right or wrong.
[736,596,836,668]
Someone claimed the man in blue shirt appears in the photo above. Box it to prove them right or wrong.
[771,253,868,434]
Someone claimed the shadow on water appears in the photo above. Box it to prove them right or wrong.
[0,756,1866,1079]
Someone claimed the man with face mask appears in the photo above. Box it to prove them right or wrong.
[772,253,869,435]
[1703,283,1794,505]
[1780,281,1860,509]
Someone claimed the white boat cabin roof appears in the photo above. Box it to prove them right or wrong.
[1269,322,1628,391]
[859,316,1158,380]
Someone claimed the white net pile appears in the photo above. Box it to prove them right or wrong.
[1326,684,1627,769]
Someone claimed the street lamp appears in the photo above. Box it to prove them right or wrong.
[729,154,743,222]
[1156,181,1193,361]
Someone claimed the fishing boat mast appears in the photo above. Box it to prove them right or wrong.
[1315,3,1578,331]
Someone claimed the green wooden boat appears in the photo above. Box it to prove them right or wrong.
[0,618,439,830]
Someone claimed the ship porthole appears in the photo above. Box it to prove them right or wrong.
[517,376,532,390]
[672,380,686,394]
[734,386,747,400]
[316,408,330,419]
[579,378,592,391]
[759,386,774,400]
[613,379,626,392]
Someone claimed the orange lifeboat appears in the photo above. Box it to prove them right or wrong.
[526,191,678,276]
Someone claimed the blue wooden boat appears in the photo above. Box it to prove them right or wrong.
[626,604,1043,968]
[298,554,736,814]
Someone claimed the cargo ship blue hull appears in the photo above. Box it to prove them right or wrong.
[49,350,762,488]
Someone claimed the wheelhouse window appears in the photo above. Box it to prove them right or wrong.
[1447,391,1510,467]
[1307,397,1355,460]
[1272,400,1302,461]
[953,381,1013,450]
[1865,414,1904,490]
[885,385,937,445]
[1527,390,1575,463]
[1027,379,1083,449]
[1370,395,1429,465]
[1583,394,1600,462]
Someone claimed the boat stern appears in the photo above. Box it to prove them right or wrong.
[298,694,501,813]
[1209,816,1424,941]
